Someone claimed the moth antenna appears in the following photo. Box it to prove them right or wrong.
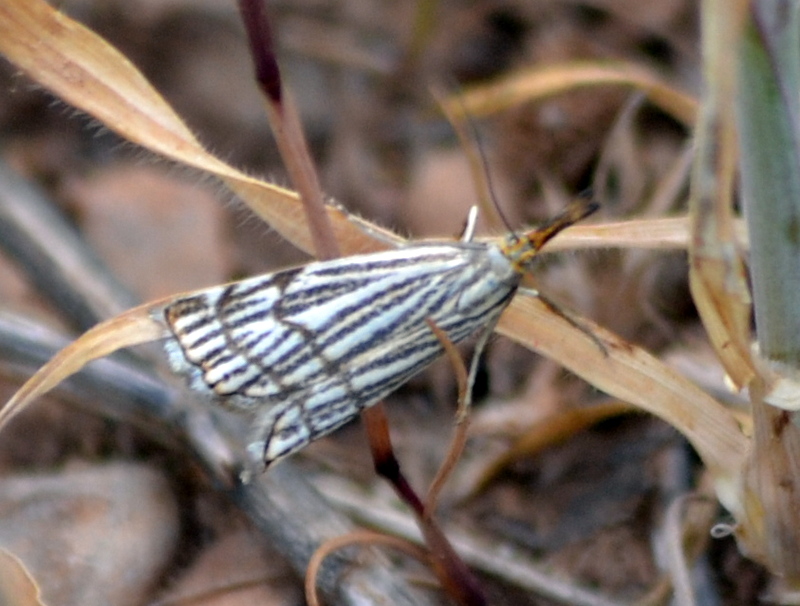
[433,85,516,239]
[466,111,517,238]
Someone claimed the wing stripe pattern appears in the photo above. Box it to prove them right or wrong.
[163,243,519,465]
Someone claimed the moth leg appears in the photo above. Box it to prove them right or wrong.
[525,288,609,356]
[463,318,497,419]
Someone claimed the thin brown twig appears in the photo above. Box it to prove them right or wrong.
[423,317,470,517]
[414,318,487,606]
[150,573,285,606]
[305,530,431,606]
[236,0,340,261]
[363,402,425,515]
[236,7,491,605]
[361,396,486,605]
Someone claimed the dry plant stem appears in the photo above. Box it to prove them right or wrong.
[416,524,486,606]
[446,62,699,127]
[238,1,405,512]
[238,0,405,497]
[363,402,423,514]
[238,3,489,601]
[364,401,487,606]
[0,159,137,329]
[423,318,472,516]
[422,320,489,606]
[363,320,488,606]
[234,467,431,606]
[363,400,487,606]
[306,530,431,606]
[646,145,696,218]
[236,0,340,262]
[659,495,717,606]
[317,475,623,606]
[238,3,445,593]
[690,0,754,389]
[237,5,401,498]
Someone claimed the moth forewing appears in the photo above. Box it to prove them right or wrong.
[160,198,597,470]
[161,240,522,468]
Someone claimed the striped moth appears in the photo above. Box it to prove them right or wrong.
[160,199,597,469]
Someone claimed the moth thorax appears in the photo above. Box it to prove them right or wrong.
[485,244,522,283]
[499,234,538,274]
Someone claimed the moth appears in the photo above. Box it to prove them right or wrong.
[159,199,597,469]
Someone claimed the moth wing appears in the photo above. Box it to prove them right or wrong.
[161,245,509,469]
[163,275,289,408]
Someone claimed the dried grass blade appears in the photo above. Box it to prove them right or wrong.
[0,548,46,606]
[472,401,634,495]
[0,0,388,256]
[688,0,754,389]
[444,62,698,127]
[0,304,168,433]
[496,293,748,515]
